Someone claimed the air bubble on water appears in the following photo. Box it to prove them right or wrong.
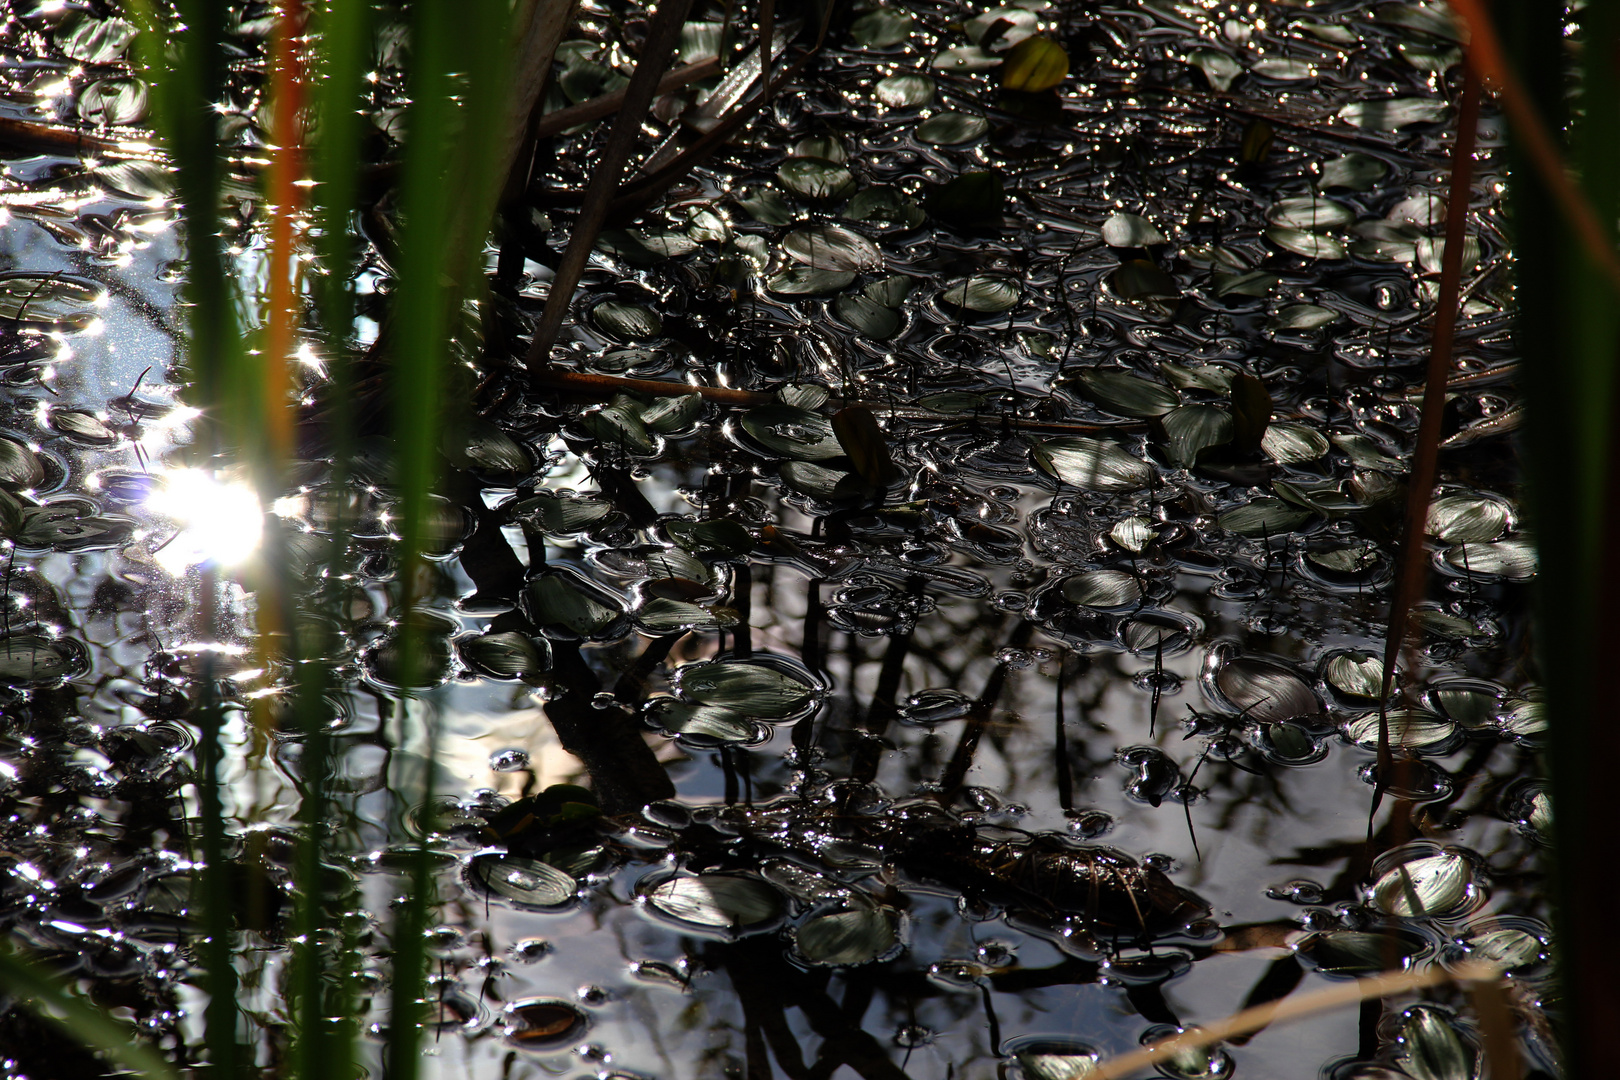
[895,1024,934,1048]
[996,648,1032,669]
[490,749,530,772]
[591,692,618,710]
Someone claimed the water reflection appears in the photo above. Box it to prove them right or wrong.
[143,467,264,574]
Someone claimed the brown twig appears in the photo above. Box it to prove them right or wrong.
[1446,0,1620,293]
[1371,60,1482,831]
[522,0,697,381]
[532,56,723,140]
[1087,962,1503,1080]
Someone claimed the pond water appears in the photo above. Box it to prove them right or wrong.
[0,1,1553,1078]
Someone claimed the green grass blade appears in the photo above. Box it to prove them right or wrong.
[0,946,180,1080]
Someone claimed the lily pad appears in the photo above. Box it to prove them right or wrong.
[777,158,857,201]
[940,276,1020,313]
[875,73,934,107]
[524,569,626,640]
[1324,651,1384,700]
[1346,710,1458,753]
[845,185,928,228]
[834,294,903,339]
[0,632,90,685]
[850,8,912,47]
[1267,227,1346,260]
[1338,97,1448,129]
[1062,569,1142,608]
[674,659,816,719]
[1427,494,1510,543]
[1188,48,1241,91]
[784,225,883,272]
[78,78,148,126]
[468,854,578,910]
[0,274,105,331]
[1218,497,1312,537]
[766,266,857,296]
[1159,404,1232,466]
[1261,423,1330,463]
[1073,369,1179,418]
[459,632,551,681]
[1267,196,1354,230]
[792,902,902,966]
[1371,851,1478,918]
[56,14,138,63]
[1271,304,1339,331]
[916,112,990,146]
[1101,213,1165,248]
[592,300,662,340]
[1397,1006,1475,1080]
[1032,437,1153,492]
[740,406,842,460]
[644,874,786,934]
[1319,152,1389,191]
[1443,539,1535,580]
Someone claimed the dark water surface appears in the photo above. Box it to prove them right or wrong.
[0,1,1551,1078]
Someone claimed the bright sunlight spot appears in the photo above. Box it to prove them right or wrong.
[145,469,264,575]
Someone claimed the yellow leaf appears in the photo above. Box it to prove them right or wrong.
[1000,36,1069,92]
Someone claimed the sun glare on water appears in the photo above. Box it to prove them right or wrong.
[145,469,265,575]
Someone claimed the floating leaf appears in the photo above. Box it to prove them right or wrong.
[1252,57,1314,80]
[1212,270,1278,298]
[1218,497,1311,536]
[581,396,656,455]
[56,14,138,62]
[792,903,902,966]
[48,410,118,446]
[1072,369,1179,418]
[1271,304,1339,331]
[1001,36,1069,91]
[645,874,786,933]
[1444,539,1535,580]
[1415,236,1481,274]
[1212,654,1323,723]
[78,78,148,126]
[875,73,934,107]
[1110,516,1158,552]
[641,393,704,434]
[1427,494,1510,543]
[646,701,757,743]
[784,225,883,272]
[636,599,740,635]
[766,266,856,296]
[933,45,1001,72]
[1159,404,1233,466]
[777,158,857,201]
[675,660,816,719]
[1338,97,1448,129]
[1101,213,1165,248]
[508,491,614,535]
[0,274,105,330]
[469,854,577,910]
[916,112,990,146]
[1324,651,1383,699]
[1398,1006,1476,1080]
[1061,569,1143,608]
[736,185,795,225]
[834,294,903,339]
[1188,48,1241,91]
[1346,710,1458,753]
[1031,437,1153,492]
[1372,851,1477,918]
[503,999,588,1047]
[1308,544,1381,575]
[1261,423,1330,463]
[740,406,843,460]
[592,300,662,340]
[1266,227,1346,259]
[779,460,870,503]
[665,518,753,558]
[940,276,1020,313]
[1466,926,1545,971]
[0,632,90,685]
[1298,930,1427,975]
[0,438,44,489]
[850,8,912,47]
[1162,362,1233,392]
[524,570,626,640]
[1319,152,1389,191]
[459,632,551,681]
[845,185,928,228]
[864,276,912,308]
[1267,196,1354,230]
[1014,1046,1100,1080]
[13,503,135,552]
[1377,3,1463,41]
[630,229,699,259]
[793,136,848,163]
